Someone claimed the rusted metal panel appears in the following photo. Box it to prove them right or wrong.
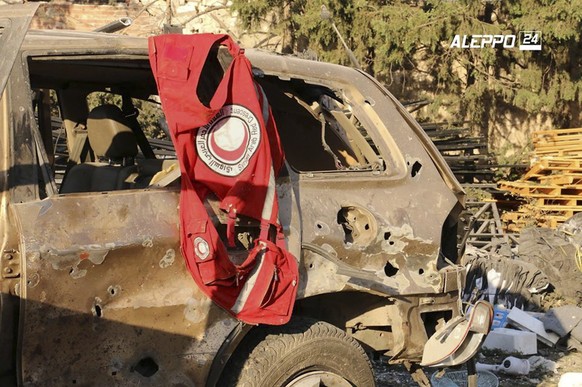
[12,190,239,385]
[297,174,455,296]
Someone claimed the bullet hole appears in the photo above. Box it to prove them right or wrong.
[93,304,102,318]
[132,357,159,378]
[337,207,377,245]
[384,231,396,246]
[108,285,120,296]
[111,371,117,376]
[26,273,40,288]
[384,262,399,277]
[314,221,330,236]
[72,380,76,384]
[337,212,354,244]
[419,268,424,275]
[309,263,314,269]
[411,161,422,178]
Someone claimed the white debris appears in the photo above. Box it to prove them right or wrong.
[527,355,557,373]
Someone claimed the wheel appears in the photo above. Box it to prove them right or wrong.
[219,317,375,387]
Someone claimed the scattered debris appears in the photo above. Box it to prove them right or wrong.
[506,307,560,347]
[558,372,582,387]
[540,305,582,338]
[462,220,581,307]
[570,321,582,350]
[372,350,582,386]
[482,327,537,355]
[518,227,582,302]
[528,355,558,374]
[476,355,558,377]
[462,245,550,309]
[464,201,518,253]
[476,356,531,375]
[491,305,509,329]
[430,369,499,387]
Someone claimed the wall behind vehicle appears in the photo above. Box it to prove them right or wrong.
[2,0,278,49]
[28,1,160,36]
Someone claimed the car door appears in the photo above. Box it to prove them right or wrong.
[12,190,241,385]
[5,53,240,386]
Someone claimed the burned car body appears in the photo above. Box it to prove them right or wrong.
[0,4,482,386]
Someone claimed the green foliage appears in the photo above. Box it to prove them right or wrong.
[231,0,582,128]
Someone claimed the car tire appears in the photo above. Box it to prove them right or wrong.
[219,317,376,387]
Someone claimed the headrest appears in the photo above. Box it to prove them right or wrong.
[87,104,138,160]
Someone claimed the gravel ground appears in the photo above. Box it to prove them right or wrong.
[372,347,582,386]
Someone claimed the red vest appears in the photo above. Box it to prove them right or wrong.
[149,34,298,325]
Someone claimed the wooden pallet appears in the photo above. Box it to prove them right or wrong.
[498,181,582,196]
[535,132,582,141]
[523,159,582,180]
[501,216,559,232]
[538,157,582,168]
[498,128,582,230]
[537,173,582,185]
[532,197,582,207]
[535,149,582,158]
[534,141,582,150]
[501,209,569,231]
[533,128,582,137]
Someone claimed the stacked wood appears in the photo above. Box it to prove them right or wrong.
[499,128,582,231]
[532,128,582,158]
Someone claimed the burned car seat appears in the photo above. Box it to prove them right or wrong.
[60,104,138,193]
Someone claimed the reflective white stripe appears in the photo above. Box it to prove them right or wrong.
[261,166,276,222]
[253,83,270,124]
[259,85,270,123]
[231,250,266,314]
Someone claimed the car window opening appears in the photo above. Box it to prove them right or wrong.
[27,56,385,198]
[257,75,384,173]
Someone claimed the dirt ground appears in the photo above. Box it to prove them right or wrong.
[372,346,582,386]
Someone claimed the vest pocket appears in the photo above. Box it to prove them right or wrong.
[158,43,193,81]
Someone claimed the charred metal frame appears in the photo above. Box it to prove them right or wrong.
[0,16,468,385]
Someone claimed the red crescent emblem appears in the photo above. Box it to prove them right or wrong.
[196,105,261,177]
[209,119,249,163]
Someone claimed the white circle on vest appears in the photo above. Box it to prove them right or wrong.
[196,104,261,177]
[194,237,210,260]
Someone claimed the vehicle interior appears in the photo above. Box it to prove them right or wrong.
[26,49,384,198]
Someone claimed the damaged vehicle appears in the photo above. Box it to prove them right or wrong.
[0,4,491,386]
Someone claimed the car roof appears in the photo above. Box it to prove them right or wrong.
[22,29,148,51]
